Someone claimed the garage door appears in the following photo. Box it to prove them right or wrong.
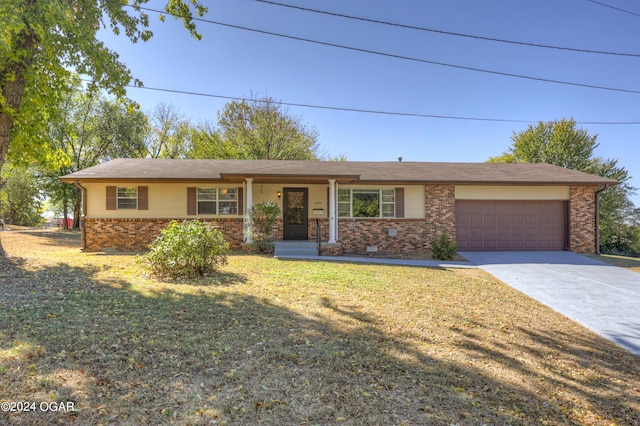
[456,200,567,251]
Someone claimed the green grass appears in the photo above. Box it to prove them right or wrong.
[1,230,639,425]
[587,253,640,272]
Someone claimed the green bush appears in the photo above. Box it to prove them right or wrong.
[140,220,229,278]
[247,201,281,253]
[431,232,457,260]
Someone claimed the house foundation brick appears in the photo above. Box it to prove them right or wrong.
[83,218,245,252]
[336,219,428,255]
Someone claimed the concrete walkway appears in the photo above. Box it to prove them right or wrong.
[460,251,640,356]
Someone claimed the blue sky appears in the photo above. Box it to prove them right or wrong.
[99,0,640,206]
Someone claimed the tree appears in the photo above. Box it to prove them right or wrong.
[41,85,148,228]
[0,164,42,226]
[490,118,638,255]
[191,95,322,160]
[488,119,598,169]
[0,0,206,176]
[146,102,193,159]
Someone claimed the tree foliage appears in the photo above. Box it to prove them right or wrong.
[489,119,597,170]
[0,164,42,226]
[0,0,206,175]
[490,118,638,255]
[146,102,193,159]
[191,95,322,160]
[41,84,148,228]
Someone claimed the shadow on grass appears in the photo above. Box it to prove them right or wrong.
[276,256,462,272]
[152,270,249,287]
[0,256,639,425]
[3,229,82,249]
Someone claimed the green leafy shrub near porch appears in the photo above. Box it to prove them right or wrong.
[247,201,281,253]
[141,220,229,278]
[431,232,457,260]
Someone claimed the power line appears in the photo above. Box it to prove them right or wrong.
[257,0,640,58]
[136,6,640,96]
[585,0,640,18]
[120,81,640,125]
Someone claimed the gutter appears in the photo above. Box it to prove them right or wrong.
[73,180,87,252]
[595,185,609,255]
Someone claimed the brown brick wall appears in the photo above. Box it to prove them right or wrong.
[336,218,428,255]
[84,218,245,252]
[569,185,598,253]
[425,184,456,240]
[308,218,330,242]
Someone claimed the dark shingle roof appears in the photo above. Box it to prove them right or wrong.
[59,158,617,185]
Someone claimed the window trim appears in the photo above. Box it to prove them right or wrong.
[116,186,138,210]
[337,188,396,218]
[195,187,239,216]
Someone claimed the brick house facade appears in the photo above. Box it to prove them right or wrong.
[61,159,616,255]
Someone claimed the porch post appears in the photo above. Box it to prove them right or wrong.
[328,179,337,244]
[244,178,254,242]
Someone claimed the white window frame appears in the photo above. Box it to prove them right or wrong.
[117,187,138,210]
[197,188,239,215]
[197,188,217,215]
[337,188,395,218]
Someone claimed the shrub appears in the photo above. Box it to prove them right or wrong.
[431,232,457,260]
[141,220,229,278]
[247,201,281,253]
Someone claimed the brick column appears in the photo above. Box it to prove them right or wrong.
[569,185,598,253]
[424,184,456,243]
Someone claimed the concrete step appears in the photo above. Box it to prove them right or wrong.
[274,241,319,257]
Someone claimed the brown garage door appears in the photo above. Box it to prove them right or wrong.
[456,200,567,251]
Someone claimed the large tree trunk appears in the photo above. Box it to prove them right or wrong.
[73,192,81,230]
[0,24,38,176]
[62,198,69,230]
[0,23,37,256]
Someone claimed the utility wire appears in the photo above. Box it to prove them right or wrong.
[136,6,640,96]
[257,0,640,58]
[119,81,640,125]
[585,0,640,18]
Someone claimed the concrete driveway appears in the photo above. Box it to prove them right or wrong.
[459,251,640,356]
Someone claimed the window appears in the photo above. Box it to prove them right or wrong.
[117,187,138,210]
[196,188,238,215]
[218,188,238,215]
[338,189,395,218]
[197,188,216,214]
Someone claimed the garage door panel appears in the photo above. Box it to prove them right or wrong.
[510,240,524,249]
[497,228,509,238]
[511,215,524,225]
[469,228,483,237]
[469,216,483,225]
[456,200,566,251]
[497,240,513,250]
[497,214,510,225]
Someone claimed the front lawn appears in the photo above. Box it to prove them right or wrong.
[1,230,638,425]
[587,253,640,272]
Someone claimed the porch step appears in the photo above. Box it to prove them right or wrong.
[273,241,319,257]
